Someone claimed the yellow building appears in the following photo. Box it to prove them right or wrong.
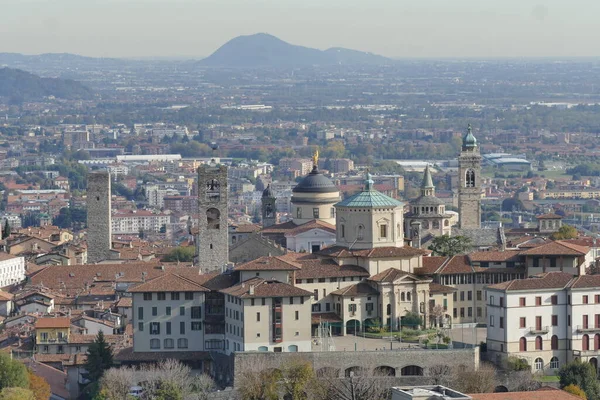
[35,317,71,354]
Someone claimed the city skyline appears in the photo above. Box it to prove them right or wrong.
[2,0,600,59]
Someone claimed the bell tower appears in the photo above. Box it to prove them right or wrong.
[261,184,277,228]
[458,124,482,229]
[197,162,229,271]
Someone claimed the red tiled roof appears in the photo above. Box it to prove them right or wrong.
[414,256,448,275]
[437,255,473,275]
[311,313,342,324]
[259,220,298,234]
[0,290,12,301]
[468,251,521,263]
[536,213,563,219]
[369,268,411,283]
[235,255,301,271]
[295,259,369,279]
[429,282,456,294]
[284,220,336,236]
[569,274,600,289]
[519,240,589,256]
[487,272,574,291]
[34,317,71,329]
[128,273,209,293]
[330,282,379,296]
[470,387,581,400]
[318,245,429,259]
[220,277,312,298]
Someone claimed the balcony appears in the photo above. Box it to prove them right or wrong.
[38,337,68,344]
[573,349,600,357]
[529,326,550,334]
[577,325,600,333]
[272,336,283,343]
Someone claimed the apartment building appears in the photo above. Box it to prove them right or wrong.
[0,253,25,288]
[486,272,600,375]
[111,210,170,234]
[220,277,312,354]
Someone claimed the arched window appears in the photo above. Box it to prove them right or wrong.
[357,225,364,240]
[164,338,174,349]
[444,219,450,227]
[534,358,543,371]
[433,220,440,229]
[465,169,475,188]
[583,334,590,351]
[207,208,220,229]
[519,337,527,352]
[150,339,160,349]
[535,336,543,350]
[177,338,188,349]
[550,357,559,369]
[595,334,600,351]
[340,224,345,239]
[551,335,559,350]
[422,221,429,229]
[407,292,412,302]
[401,292,406,302]
[232,235,237,244]
[386,304,391,316]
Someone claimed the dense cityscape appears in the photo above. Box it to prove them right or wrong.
[2,29,600,400]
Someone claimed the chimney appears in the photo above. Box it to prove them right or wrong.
[249,284,255,295]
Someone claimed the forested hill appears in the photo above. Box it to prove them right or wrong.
[0,67,93,102]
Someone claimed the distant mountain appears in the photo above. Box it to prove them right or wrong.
[198,33,392,68]
[0,67,93,102]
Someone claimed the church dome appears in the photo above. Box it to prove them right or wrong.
[262,184,274,198]
[463,124,477,150]
[292,166,339,194]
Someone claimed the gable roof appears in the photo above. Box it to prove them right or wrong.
[415,256,449,275]
[235,255,301,271]
[318,245,429,259]
[429,282,456,294]
[330,282,379,296]
[35,317,71,329]
[468,250,521,263]
[487,272,575,292]
[437,255,473,275]
[519,240,589,256]
[284,220,336,236]
[128,273,209,293]
[220,277,312,298]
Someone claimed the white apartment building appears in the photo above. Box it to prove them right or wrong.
[487,272,600,375]
[220,278,312,354]
[112,210,170,234]
[0,253,26,288]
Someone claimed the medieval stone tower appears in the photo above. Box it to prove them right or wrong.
[197,162,229,271]
[458,124,482,229]
[261,184,277,228]
[87,171,112,263]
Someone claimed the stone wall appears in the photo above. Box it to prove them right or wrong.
[231,347,479,388]
[87,171,112,263]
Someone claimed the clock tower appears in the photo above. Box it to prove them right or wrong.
[458,124,482,229]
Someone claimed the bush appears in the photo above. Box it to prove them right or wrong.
[507,357,530,371]
[563,384,587,399]
[402,312,423,329]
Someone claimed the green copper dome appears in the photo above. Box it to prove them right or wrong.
[336,172,403,208]
[463,124,477,150]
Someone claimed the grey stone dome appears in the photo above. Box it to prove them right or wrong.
[292,166,338,194]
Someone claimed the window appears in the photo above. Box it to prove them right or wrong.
[166,322,171,335]
[468,307,473,317]
[289,297,294,305]
[460,291,465,301]
[180,321,185,334]
[519,297,526,307]
[519,337,527,352]
[552,315,558,326]
[468,291,472,301]
[150,339,160,349]
[166,307,171,316]
[256,312,261,322]
[323,288,326,298]
[158,293,166,301]
[584,315,589,329]
[191,322,202,331]
[568,315,571,327]
[453,308,457,318]
[171,292,180,301]
[535,336,543,350]
[453,292,457,302]
[534,357,543,371]
[499,297,504,307]
[489,315,494,327]
[535,296,541,306]
[326,302,331,311]
[313,208,319,218]
[180,306,185,316]
[476,307,482,317]
[583,334,590,351]
[583,295,589,304]
[519,316,526,328]
[185,292,193,300]
[177,338,188,349]
[191,306,201,319]
[330,208,335,218]
[164,338,174,349]
[357,225,364,240]
[312,304,321,312]
[387,304,391,315]
[296,207,302,219]
[477,291,482,301]
[551,295,558,305]
[295,311,299,320]
[262,298,266,306]
[551,335,559,350]
[251,299,255,306]
[152,307,157,316]
[150,322,160,335]
[314,289,319,301]
[499,317,504,328]
[596,295,600,304]
[143,293,152,301]
[138,307,144,320]
[380,224,388,238]
[138,322,144,332]
[550,357,559,369]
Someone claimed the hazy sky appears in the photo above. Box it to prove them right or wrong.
[1,0,599,58]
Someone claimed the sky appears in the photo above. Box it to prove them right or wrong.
[1,0,599,59]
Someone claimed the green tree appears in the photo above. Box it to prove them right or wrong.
[280,359,314,400]
[84,331,114,384]
[402,312,423,329]
[559,360,600,400]
[0,352,29,391]
[0,387,35,400]
[155,381,183,400]
[563,384,587,399]
[551,224,578,240]
[1,220,10,239]
[506,357,530,371]
[161,247,195,262]
[428,235,471,257]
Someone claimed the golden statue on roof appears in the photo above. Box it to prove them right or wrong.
[312,148,319,168]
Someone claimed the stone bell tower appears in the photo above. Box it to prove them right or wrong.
[197,162,229,271]
[261,184,277,228]
[458,124,482,229]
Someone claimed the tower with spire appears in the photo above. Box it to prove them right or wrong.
[458,124,482,229]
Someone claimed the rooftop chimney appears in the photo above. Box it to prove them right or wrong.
[249,284,255,295]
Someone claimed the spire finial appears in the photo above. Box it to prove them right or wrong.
[365,169,374,191]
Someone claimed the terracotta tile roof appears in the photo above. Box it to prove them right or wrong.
[115,297,132,307]
[259,220,298,234]
[437,255,473,275]
[34,317,71,329]
[414,256,449,275]
[231,223,261,233]
[311,313,343,324]
[519,240,589,256]
[536,213,563,219]
[569,274,600,289]
[284,220,336,236]
[469,387,581,400]
[69,334,122,344]
[23,359,70,400]
[0,290,12,301]
[295,259,369,279]
[429,282,456,294]
[487,272,574,291]
[468,251,521,263]
[331,282,379,297]
[33,354,71,363]
[128,273,209,293]
[220,277,312,298]
[369,268,411,283]
[235,255,301,271]
[318,245,429,259]
[0,252,18,261]
[114,346,212,362]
